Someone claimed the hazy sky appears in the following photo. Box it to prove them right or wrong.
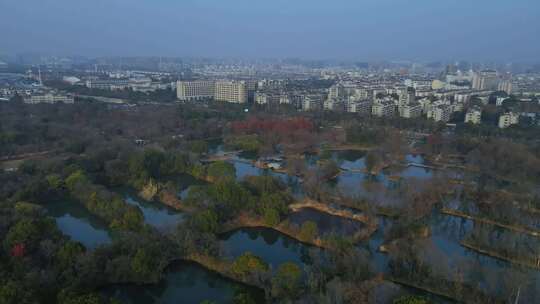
[1,0,539,61]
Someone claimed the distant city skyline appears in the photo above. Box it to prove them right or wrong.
[1,0,539,62]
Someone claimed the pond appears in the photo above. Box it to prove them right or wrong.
[405,154,425,164]
[104,261,264,304]
[207,139,224,155]
[46,200,111,249]
[230,159,304,198]
[121,190,184,229]
[231,160,262,181]
[361,215,392,273]
[362,212,540,299]
[173,173,206,192]
[220,227,313,268]
[427,213,508,269]
[279,150,436,202]
[288,207,365,236]
[367,213,513,272]
[330,152,434,201]
[219,151,436,202]
[206,148,540,299]
[332,171,388,199]
[425,213,540,298]
[177,173,208,200]
[331,149,367,170]
[399,165,435,180]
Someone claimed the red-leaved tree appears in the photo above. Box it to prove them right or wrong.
[11,243,26,258]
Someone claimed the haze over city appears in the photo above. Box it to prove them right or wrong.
[2,0,540,61]
[2,1,540,304]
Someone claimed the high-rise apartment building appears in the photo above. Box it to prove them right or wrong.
[465,108,482,124]
[399,102,422,118]
[399,88,416,106]
[498,80,513,94]
[301,94,324,111]
[454,93,470,103]
[498,112,519,128]
[255,92,280,105]
[428,105,452,122]
[215,81,247,103]
[177,80,248,103]
[328,85,342,100]
[372,100,395,117]
[176,81,215,101]
[472,70,499,90]
[347,100,372,114]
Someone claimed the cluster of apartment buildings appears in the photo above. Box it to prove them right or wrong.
[320,82,464,123]
[471,70,514,94]
[464,106,522,129]
[174,72,533,128]
[321,69,540,129]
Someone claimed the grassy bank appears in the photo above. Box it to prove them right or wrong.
[184,254,267,290]
[220,214,330,249]
[387,276,502,304]
[221,209,377,250]
[442,208,540,237]
[461,240,540,270]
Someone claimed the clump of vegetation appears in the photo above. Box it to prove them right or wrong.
[345,126,382,145]
[206,161,236,181]
[0,200,147,304]
[65,170,145,231]
[271,262,303,300]
[299,221,318,242]
[231,252,269,278]
[225,134,262,153]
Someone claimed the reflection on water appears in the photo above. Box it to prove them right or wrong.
[232,161,263,181]
[104,261,264,304]
[207,140,224,155]
[331,152,434,201]
[122,190,184,229]
[46,200,111,249]
[406,154,424,164]
[182,148,540,300]
[360,212,540,299]
[288,207,364,235]
[361,216,392,273]
[220,227,313,268]
[332,150,367,171]
[400,166,434,179]
[230,151,434,202]
[176,173,209,200]
[231,160,304,198]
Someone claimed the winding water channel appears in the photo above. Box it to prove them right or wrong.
[122,189,184,229]
[104,261,265,304]
[46,200,112,249]
[220,227,313,268]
